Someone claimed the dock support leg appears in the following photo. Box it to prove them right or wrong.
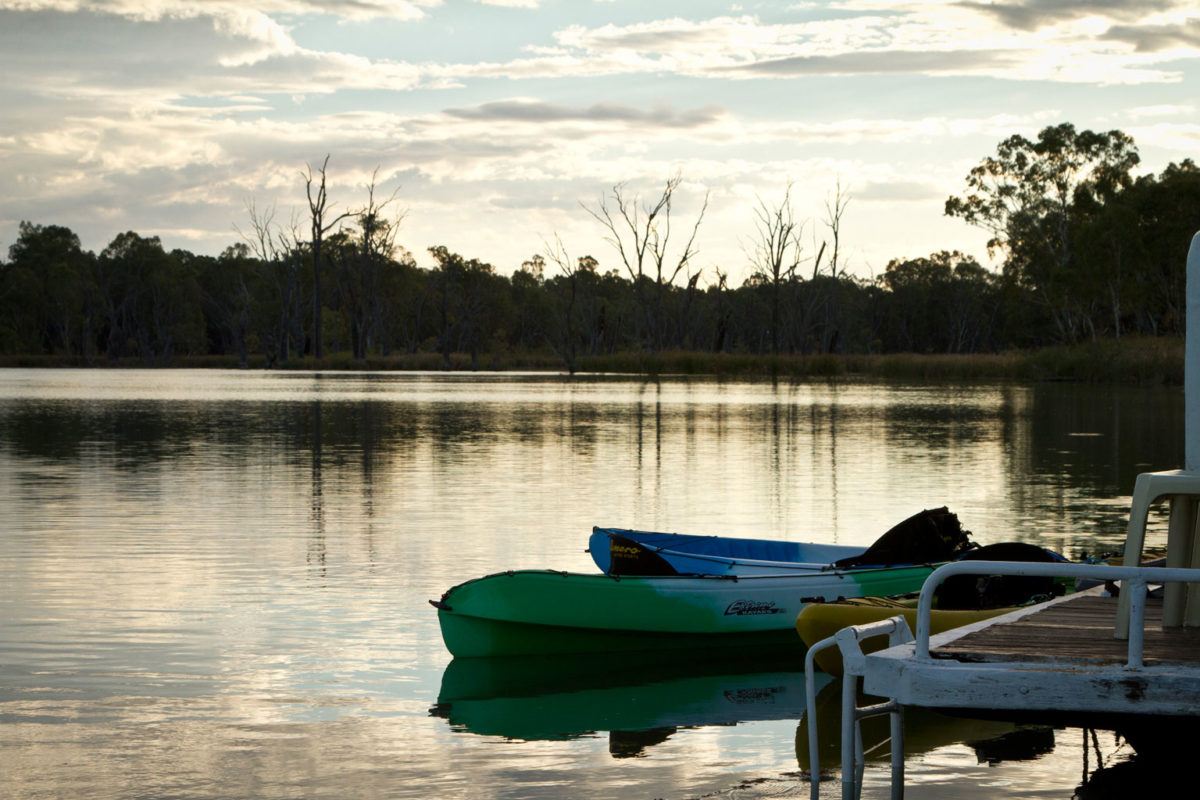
[1116,475,1154,639]
[890,705,904,800]
[841,676,856,800]
[827,617,912,799]
[1164,496,1198,627]
[1187,516,1200,627]
[840,676,904,800]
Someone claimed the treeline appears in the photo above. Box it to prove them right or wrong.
[1,124,1198,371]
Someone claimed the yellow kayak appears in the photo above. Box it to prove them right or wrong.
[795,597,1017,676]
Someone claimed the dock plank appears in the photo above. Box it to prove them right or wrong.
[933,595,1200,666]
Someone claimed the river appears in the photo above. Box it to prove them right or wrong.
[0,370,1183,799]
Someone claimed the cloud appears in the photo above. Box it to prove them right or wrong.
[729,49,1016,76]
[855,180,944,201]
[754,112,1064,144]
[555,16,774,52]
[957,0,1178,30]
[0,8,423,103]
[1124,122,1200,152]
[2,2,1197,278]
[1124,103,1197,120]
[0,85,1065,277]
[0,0,441,22]
[1103,21,1200,52]
[444,99,725,128]
[433,9,1199,86]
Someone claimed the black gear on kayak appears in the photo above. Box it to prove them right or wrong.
[832,506,974,569]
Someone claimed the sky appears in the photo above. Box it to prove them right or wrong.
[1,0,1197,284]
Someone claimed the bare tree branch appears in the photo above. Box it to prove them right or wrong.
[302,154,353,358]
[582,172,708,349]
[823,177,852,278]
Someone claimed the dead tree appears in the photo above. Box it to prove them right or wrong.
[347,170,403,359]
[823,177,851,279]
[748,182,807,354]
[711,268,730,352]
[815,179,851,353]
[238,200,301,364]
[543,235,582,374]
[303,155,351,359]
[584,172,709,350]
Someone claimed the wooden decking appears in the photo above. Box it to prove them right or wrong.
[933,593,1200,667]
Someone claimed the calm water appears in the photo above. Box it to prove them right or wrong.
[0,370,1185,799]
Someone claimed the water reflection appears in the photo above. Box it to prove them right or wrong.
[0,370,1186,800]
[434,654,1124,794]
[433,652,824,749]
[0,378,1181,555]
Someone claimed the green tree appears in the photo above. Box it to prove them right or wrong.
[198,244,258,366]
[1123,160,1200,335]
[881,251,999,353]
[98,232,204,361]
[2,222,97,356]
[946,123,1139,341]
[427,246,508,368]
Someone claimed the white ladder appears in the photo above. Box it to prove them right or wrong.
[804,616,912,800]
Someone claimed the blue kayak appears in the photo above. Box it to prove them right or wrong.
[589,508,975,577]
[588,527,866,576]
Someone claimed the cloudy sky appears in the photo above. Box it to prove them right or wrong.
[1,0,1197,282]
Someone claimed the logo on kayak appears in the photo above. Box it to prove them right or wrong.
[724,599,784,616]
[724,686,785,704]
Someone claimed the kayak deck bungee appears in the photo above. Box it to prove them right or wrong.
[433,565,941,657]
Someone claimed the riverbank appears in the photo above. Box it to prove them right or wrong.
[0,336,1182,384]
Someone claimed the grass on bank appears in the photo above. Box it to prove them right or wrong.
[0,336,1183,385]
[580,336,1183,384]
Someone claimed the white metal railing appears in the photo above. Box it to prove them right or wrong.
[803,560,1200,800]
[805,617,911,800]
[913,561,1200,667]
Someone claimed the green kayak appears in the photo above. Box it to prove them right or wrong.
[432,564,939,657]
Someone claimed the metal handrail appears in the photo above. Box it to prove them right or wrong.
[805,616,911,800]
[804,633,839,800]
[913,561,1200,666]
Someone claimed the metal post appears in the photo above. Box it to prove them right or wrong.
[1127,578,1146,668]
[890,705,905,800]
[841,674,858,800]
[805,636,837,800]
[1116,474,1154,639]
[1187,519,1200,626]
[1185,232,1200,472]
[1164,496,1197,626]
[828,617,914,800]
[854,718,865,794]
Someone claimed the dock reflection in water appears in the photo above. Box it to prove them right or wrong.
[434,651,1163,800]
[794,678,1188,800]
[797,678,1035,775]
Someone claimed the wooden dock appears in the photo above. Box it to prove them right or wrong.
[814,578,1200,800]
[934,592,1200,667]
[857,581,1200,721]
